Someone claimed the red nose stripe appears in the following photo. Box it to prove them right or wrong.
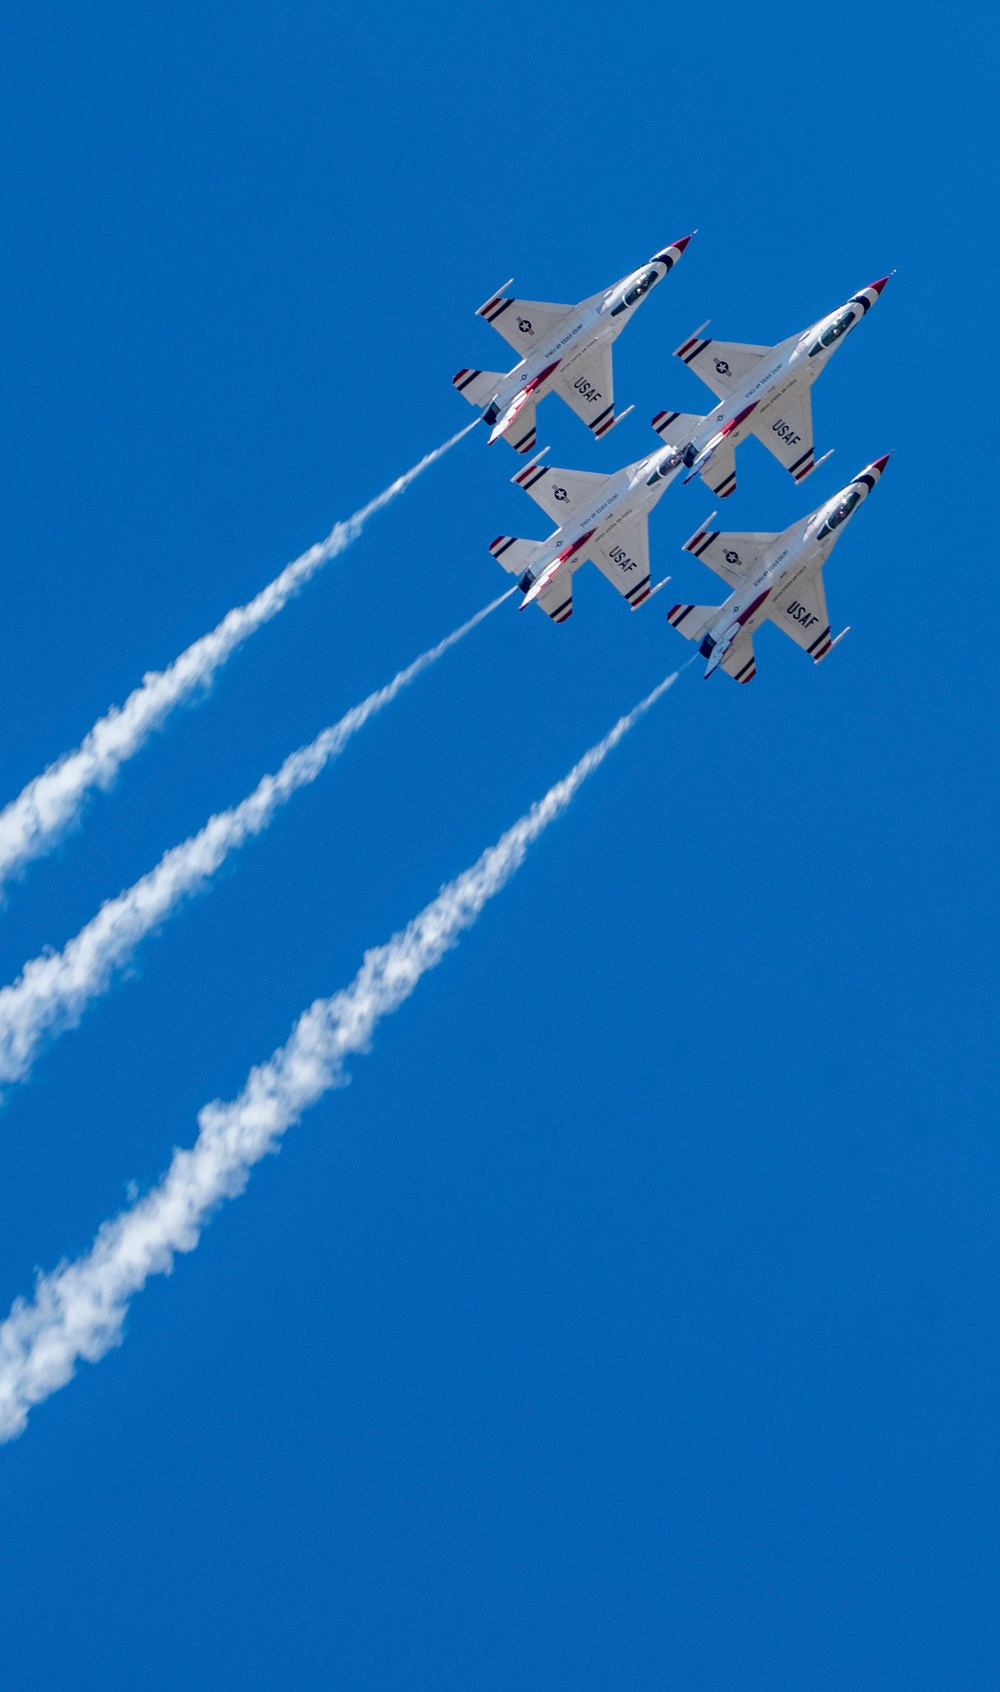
[867,275,891,295]
[870,452,892,474]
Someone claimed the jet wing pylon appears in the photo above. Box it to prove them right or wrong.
[675,332,771,400]
[683,524,781,590]
[766,566,833,662]
[511,457,613,523]
[554,344,617,440]
[750,387,817,483]
[477,290,574,355]
[588,517,652,610]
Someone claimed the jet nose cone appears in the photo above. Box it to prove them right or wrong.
[867,274,893,296]
[869,452,892,474]
[654,232,696,267]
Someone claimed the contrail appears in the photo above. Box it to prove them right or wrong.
[0,670,679,1442]
[0,589,512,1090]
[0,424,476,898]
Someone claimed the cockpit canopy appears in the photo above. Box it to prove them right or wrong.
[646,448,682,485]
[808,306,857,357]
[609,266,660,317]
[816,486,861,538]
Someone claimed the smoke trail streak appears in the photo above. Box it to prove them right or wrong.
[0,670,678,1442]
[0,589,512,1090]
[0,425,476,898]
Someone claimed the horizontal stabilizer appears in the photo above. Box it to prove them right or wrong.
[651,409,702,449]
[488,534,548,579]
[493,396,537,455]
[534,572,574,624]
[668,603,756,682]
[666,602,719,644]
[719,629,757,684]
[452,368,504,408]
[701,439,736,499]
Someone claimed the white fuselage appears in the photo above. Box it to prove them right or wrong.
[700,480,870,671]
[489,258,670,418]
[522,443,683,602]
[685,295,871,473]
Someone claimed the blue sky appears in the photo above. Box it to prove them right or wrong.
[0,2,996,1686]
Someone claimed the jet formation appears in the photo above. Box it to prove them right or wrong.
[455,237,891,681]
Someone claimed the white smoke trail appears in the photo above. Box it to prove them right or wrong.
[0,425,476,898]
[0,589,512,1090]
[0,670,678,1442]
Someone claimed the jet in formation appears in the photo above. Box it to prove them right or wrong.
[651,276,891,500]
[453,236,694,455]
[666,455,890,682]
[488,438,686,622]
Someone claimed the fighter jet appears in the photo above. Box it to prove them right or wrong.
[453,236,694,455]
[651,276,891,500]
[666,454,890,682]
[487,438,687,622]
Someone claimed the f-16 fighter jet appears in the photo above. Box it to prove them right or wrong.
[652,276,891,500]
[666,454,890,683]
[453,236,694,455]
[487,438,687,622]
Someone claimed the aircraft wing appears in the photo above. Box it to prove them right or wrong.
[683,525,780,590]
[766,565,833,660]
[750,387,817,482]
[588,517,652,610]
[554,345,617,439]
[477,290,574,354]
[675,332,771,399]
[511,459,613,523]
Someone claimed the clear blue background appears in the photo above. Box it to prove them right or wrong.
[0,3,995,1686]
